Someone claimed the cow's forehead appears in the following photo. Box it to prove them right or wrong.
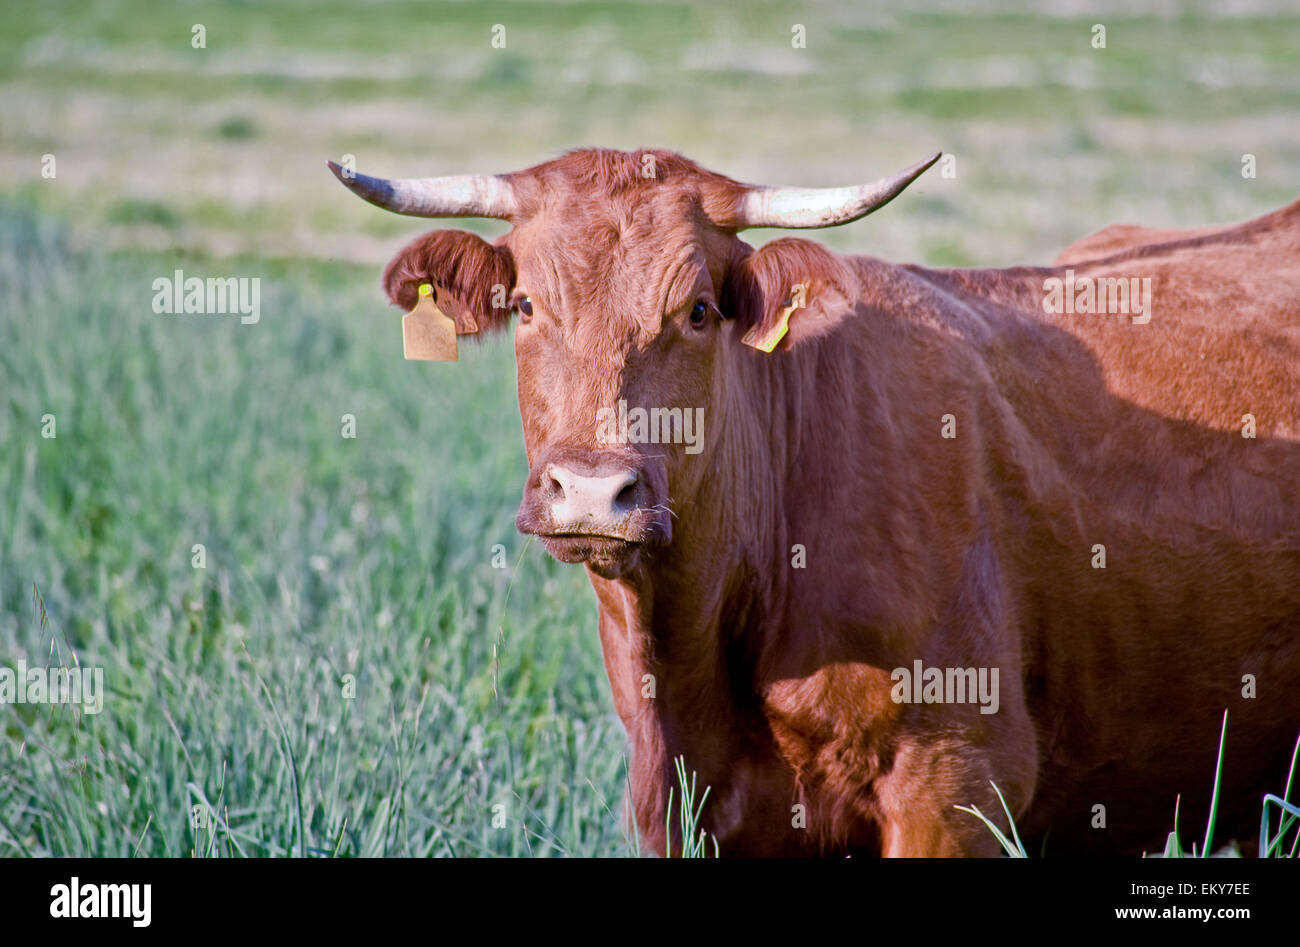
[506,190,721,323]
[513,184,704,255]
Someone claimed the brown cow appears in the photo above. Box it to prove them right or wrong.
[330,149,1300,856]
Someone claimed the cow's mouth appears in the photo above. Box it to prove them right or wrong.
[536,533,644,578]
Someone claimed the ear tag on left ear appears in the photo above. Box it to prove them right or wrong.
[402,283,458,362]
[742,298,799,353]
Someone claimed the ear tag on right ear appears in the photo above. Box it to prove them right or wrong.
[402,283,458,362]
[742,298,799,353]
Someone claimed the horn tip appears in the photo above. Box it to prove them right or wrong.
[327,160,382,202]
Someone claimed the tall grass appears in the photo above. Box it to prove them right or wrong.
[0,203,632,856]
[666,757,720,858]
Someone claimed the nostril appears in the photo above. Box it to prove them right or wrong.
[615,470,639,509]
[544,465,568,502]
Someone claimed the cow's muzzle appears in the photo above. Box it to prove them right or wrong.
[515,449,670,578]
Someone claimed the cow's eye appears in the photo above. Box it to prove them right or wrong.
[689,300,711,329]
[515,296,533,319]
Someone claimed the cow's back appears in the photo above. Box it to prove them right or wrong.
[1053,221,1238,265]
[1035,198,1300,441]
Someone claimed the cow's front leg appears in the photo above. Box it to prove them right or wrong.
[874,739,1035,857]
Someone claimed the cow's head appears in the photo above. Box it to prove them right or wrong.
[330,149,937,578]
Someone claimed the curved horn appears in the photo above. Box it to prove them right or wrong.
[732,152,942,230]
[326,161,517,219]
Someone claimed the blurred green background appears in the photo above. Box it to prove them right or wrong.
[1,0,1297,856]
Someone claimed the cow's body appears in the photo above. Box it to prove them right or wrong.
[595,200,1300,855]
[333,150,1300,855]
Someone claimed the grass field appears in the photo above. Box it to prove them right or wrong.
[1,0,1298,857]
[1,203,630,856]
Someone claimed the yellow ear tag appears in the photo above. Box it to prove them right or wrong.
[741,299,798,353]
[402,283,458,362]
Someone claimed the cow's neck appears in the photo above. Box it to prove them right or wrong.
[585,258,1062,850]
[585,331,842,850]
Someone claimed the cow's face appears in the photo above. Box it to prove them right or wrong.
[384,199,743,578]
[504,195,744,578]
[344,148,938,579]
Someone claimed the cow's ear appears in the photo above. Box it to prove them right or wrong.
[383,229,516,334]
[721,237,853,352]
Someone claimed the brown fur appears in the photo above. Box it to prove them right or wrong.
[381,149,1300,856]
[1053,221,1240,265]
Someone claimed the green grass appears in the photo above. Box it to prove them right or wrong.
[0,202,632,856]
[667,757,720,858]
[955,781,1029,858]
